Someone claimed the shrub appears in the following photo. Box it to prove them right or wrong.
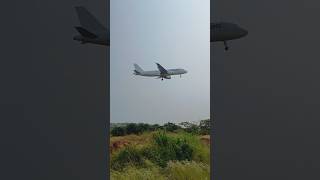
[142,132,193,167]
[176,133,210,164]
[174,138,193,161]
[136,123,150,133]
[111,146,145,170]
[149,124,160,131]
[162,122,179,132]
[111,127,126,136]
[126,123,140,135]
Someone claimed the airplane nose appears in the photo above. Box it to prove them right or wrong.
[240,28,248,37]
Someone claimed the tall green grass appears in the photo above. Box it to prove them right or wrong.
[111,165,166,180]
[165,161,210,180]
[111,161,209,180]
[110,131,210,179]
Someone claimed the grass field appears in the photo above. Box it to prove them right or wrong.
[110,131,210,180]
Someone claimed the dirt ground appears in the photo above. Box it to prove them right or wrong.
[200,135,210,145]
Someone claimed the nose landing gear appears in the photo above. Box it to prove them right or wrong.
[224,41,229,51]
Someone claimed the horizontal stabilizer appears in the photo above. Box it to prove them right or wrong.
[75,26,97,39]
[133,70,140,75]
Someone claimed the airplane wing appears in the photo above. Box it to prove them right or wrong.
[156,63,168,75]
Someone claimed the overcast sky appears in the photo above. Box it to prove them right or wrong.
[110,0,210,124]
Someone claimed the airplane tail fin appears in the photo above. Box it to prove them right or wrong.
[75,6,106,36]
[133,64,144,75]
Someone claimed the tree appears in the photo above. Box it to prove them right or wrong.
[150,124,160,131]
[162,122,179,132]
[179,121,199,134]
[111,126,126,136]
[199,119,211,135]
[126,123,139,134]
[136,123,150,133]
[126,123,150,135]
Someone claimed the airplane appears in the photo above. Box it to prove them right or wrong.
[73,6,110,46]
[133,63,188,81]
[211,22,248,51]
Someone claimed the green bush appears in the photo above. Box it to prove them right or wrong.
[111,127,126,136]
[162,122,180,132]
[125,123,138,134]
[136,123,150,134]
[111,146,145,170]
[142,132,193,167]
[174,138,193,161]
[149,124,160,131]
[176,133,210,164]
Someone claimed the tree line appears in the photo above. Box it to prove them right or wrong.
[110,119,211,136]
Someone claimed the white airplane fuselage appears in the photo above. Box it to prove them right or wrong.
[133,63,187,80]
[138,69,187,77]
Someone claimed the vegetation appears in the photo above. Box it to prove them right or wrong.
[179,119,211,135]
[110,120,211,180]
[110,119,211,137]
[111,127,126,136]
[166,161,210,180]
[142,132,194,167]
[110,161,209,180]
